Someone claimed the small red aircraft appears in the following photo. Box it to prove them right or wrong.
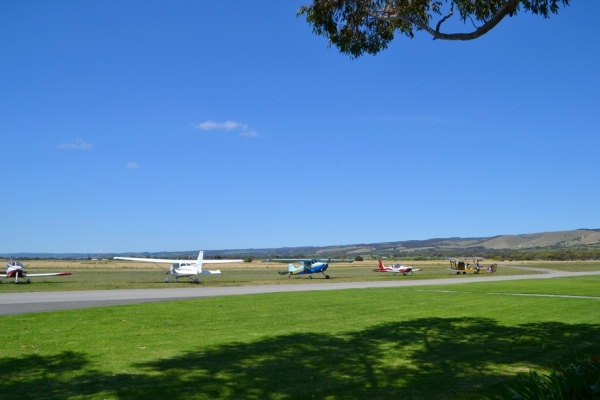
[1,257,72,284]
[373,260,422,276]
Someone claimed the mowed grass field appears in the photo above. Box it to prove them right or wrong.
[2,275,600,399]
[2,259,593,293]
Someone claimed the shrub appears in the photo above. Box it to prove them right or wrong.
[507,357,600,399]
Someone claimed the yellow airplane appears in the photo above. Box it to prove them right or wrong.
[447,257,497,274]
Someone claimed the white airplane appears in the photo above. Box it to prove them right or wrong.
[113,251,243,283]
[1,257,72,284]
[373,259,422,276]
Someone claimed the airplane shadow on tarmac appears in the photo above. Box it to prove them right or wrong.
[2,318,600,399]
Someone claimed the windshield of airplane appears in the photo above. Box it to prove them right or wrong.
[6,261,23,268]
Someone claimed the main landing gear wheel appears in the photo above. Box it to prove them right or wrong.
[325,275,330,279]
[308,275,313,279]
[164,278,169,283]
[193,278,200,284]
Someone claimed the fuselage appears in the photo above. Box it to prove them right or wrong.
[290,261,329,275]
[6,261,25,277]
[374,260,417,275]
[170,262,198,277]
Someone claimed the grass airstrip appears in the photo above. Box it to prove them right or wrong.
[1,261,600,399]
[0,259,580,292]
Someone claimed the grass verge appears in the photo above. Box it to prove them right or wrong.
[2,278,600,399]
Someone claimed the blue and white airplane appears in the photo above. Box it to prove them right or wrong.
[268,257,353,279]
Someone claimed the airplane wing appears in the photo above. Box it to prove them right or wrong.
[0,272,72,278]
[114,257,243,264]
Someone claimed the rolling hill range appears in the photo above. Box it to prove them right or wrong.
[4,229,600,259]
[211,228,600,258]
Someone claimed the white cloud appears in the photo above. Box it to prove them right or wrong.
[196,120,247,131]
[239,130,258,137]
[126,162,139,169]
[195,120,258,137]
[57,139,94,150]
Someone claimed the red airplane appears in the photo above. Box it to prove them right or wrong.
[373,259,422,276]
[2,257,72,284]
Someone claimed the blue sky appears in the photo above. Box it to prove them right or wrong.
[1,1,599,253]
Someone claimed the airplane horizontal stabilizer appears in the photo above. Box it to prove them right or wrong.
[26,272,73,277]
[199,270,221,275]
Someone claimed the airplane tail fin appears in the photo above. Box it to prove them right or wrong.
[378,259,385,270]
[288,263,295,272]
[196,251,204,274]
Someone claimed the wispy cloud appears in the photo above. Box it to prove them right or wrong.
[195,120,258,137]
[126,162,139,169]
[238,129,258,137]
[57,139,94,150]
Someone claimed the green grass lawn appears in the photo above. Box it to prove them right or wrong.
[2,278,600,399]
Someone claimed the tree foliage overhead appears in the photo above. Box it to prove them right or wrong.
[298,0,571,57]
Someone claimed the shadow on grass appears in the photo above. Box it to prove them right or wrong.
[3,319,600,399]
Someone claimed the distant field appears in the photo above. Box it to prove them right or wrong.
[0,259,579,293]
[2,277,600,399]
[512,261,600,272]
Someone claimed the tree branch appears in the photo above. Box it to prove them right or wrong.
[370,0,521,41]
[435,7,454,33]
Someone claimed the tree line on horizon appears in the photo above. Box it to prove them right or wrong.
[5,244,600,262]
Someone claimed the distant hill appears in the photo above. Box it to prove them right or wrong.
[3,228,600,260]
